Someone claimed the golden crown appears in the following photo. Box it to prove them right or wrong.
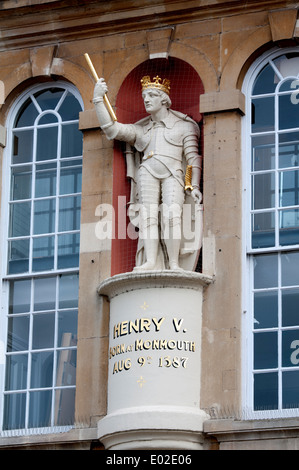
[141,75,171,95]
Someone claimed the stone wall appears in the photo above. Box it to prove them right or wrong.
[0,0,298,449]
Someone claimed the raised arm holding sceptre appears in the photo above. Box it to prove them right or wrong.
[84,53,117,122]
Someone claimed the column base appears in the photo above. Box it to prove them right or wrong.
[97,270,213,451]
[98,406,209,450]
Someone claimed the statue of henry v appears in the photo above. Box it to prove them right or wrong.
[93,75,203,272]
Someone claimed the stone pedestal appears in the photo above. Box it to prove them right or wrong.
[97,270,213,450]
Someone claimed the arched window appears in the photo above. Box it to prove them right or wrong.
[243,48,299,418]
[0,83,83,434]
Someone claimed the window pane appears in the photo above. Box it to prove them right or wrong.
[7,316,30,352]
[252,134,275,171]
[252,173,275,209]
[59,196,81,232]
[28,390,52,428]
[254,331,278,369]
[58,233,80,269]
[254,372,278,411]
[283,371,299,408]
[35,163,57,198]
[254,254,278,289]
[15,98,38,128]
[279,209,299,245]
[58,310,78,347]
[60,160,82,195]
[61,124,82,158]
[252,97,275,133]
[282,330,299,367]
[34,277,56,311]
[252,63,278,95]
[33,199,55,235]
[12,130,33,164]
[34,88,64,111]
[252,212,275,248]
[8,239,30,274]
[279,132,299,169]
[279,94,299,130]
[280,78,299,92]
[279,170,299,207]
[30,351,54,388]
[3,393,26,430]
[5,354,28,390]
[32,236,54,272]
[274,54,299,79]
[11,166,32,200]
[281,251,299,286]
[56,349,76,386]
[10,202,31,237]
[59,274,79,309]
[36,126,58,161]
[254,291,278,329]
[9,279,31,314]
[32,313,55,350]
[282,288,299,327]
[38,113,58,125]
[59,92,82,121]
[54,388,75,426]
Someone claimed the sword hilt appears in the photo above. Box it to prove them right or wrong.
[185,165,193,191]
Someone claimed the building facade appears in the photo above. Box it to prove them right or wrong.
[0,0,299,450]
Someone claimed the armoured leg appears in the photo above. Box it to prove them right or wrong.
[137,168,160,270]
[161,177,185,270]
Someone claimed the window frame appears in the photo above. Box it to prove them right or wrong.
[2,83,83,278]
[242,46,299,420]
[0,81,83,435]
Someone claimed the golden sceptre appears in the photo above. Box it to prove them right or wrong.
[84,53,117,121]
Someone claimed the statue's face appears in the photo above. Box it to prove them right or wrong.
[142,88,164,114]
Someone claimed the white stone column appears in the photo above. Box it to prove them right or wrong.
[97,270,213,450]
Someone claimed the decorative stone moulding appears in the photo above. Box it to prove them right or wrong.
[97,270,213,450]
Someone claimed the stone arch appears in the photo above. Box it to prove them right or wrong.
[50,57,94,110]
[106,41,218,101]
[103,49,150,103]
[2,57,92,112]
[2,63,32,101]
[220,25,272,92]
[0,80,4,105]
[169,41,218,94]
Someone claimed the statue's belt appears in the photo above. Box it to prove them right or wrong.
[143,152,181,162]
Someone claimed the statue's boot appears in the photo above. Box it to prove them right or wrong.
[163,220,182,271]
[164,237,183,271]
[137,222,159,270]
